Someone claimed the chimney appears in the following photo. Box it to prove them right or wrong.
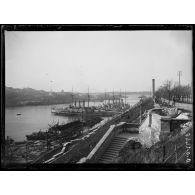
[152,79,155,98]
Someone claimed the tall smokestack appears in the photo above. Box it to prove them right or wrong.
[152,79,155,98]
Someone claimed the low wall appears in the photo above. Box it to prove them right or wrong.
[161,98,192,112]
[175,102,193,112]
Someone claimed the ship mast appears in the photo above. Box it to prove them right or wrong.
[113,89,115,104]
[88,87,90,108]
[119,88,121,104]
[71,86,74,106]
[125,89,126,104]
[105,89,106,104]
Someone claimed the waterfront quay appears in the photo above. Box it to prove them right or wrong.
[43,97,153,164]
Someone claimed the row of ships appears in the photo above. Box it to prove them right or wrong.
[51,91,131,117]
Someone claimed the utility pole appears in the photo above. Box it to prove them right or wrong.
[50,80,53,93]
[178,71,182,88]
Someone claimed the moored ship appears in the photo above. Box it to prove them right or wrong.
[51,105,120,117]
[51,89,130,117]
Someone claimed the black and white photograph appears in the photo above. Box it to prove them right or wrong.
[1,25,193,170]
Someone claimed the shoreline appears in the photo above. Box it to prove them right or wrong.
[5,100,105,108]
[5,102,70,108]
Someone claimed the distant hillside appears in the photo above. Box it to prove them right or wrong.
[5,87,150,107]
[5,87,104,107]
[5,87,72,107]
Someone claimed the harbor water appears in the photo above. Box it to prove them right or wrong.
[5,94,143,141]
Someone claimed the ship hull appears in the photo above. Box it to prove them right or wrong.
[52,111,118,117]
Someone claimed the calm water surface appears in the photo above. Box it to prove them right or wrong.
[5,94,142,141]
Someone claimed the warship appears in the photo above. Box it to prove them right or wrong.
[51,90,130,117]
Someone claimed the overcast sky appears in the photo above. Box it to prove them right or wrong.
[5,30,192,93]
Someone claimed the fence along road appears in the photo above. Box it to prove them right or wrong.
[161,98,192,112]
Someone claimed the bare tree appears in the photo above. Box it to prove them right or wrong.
[163,80,173,103]
[156,80,192,104]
